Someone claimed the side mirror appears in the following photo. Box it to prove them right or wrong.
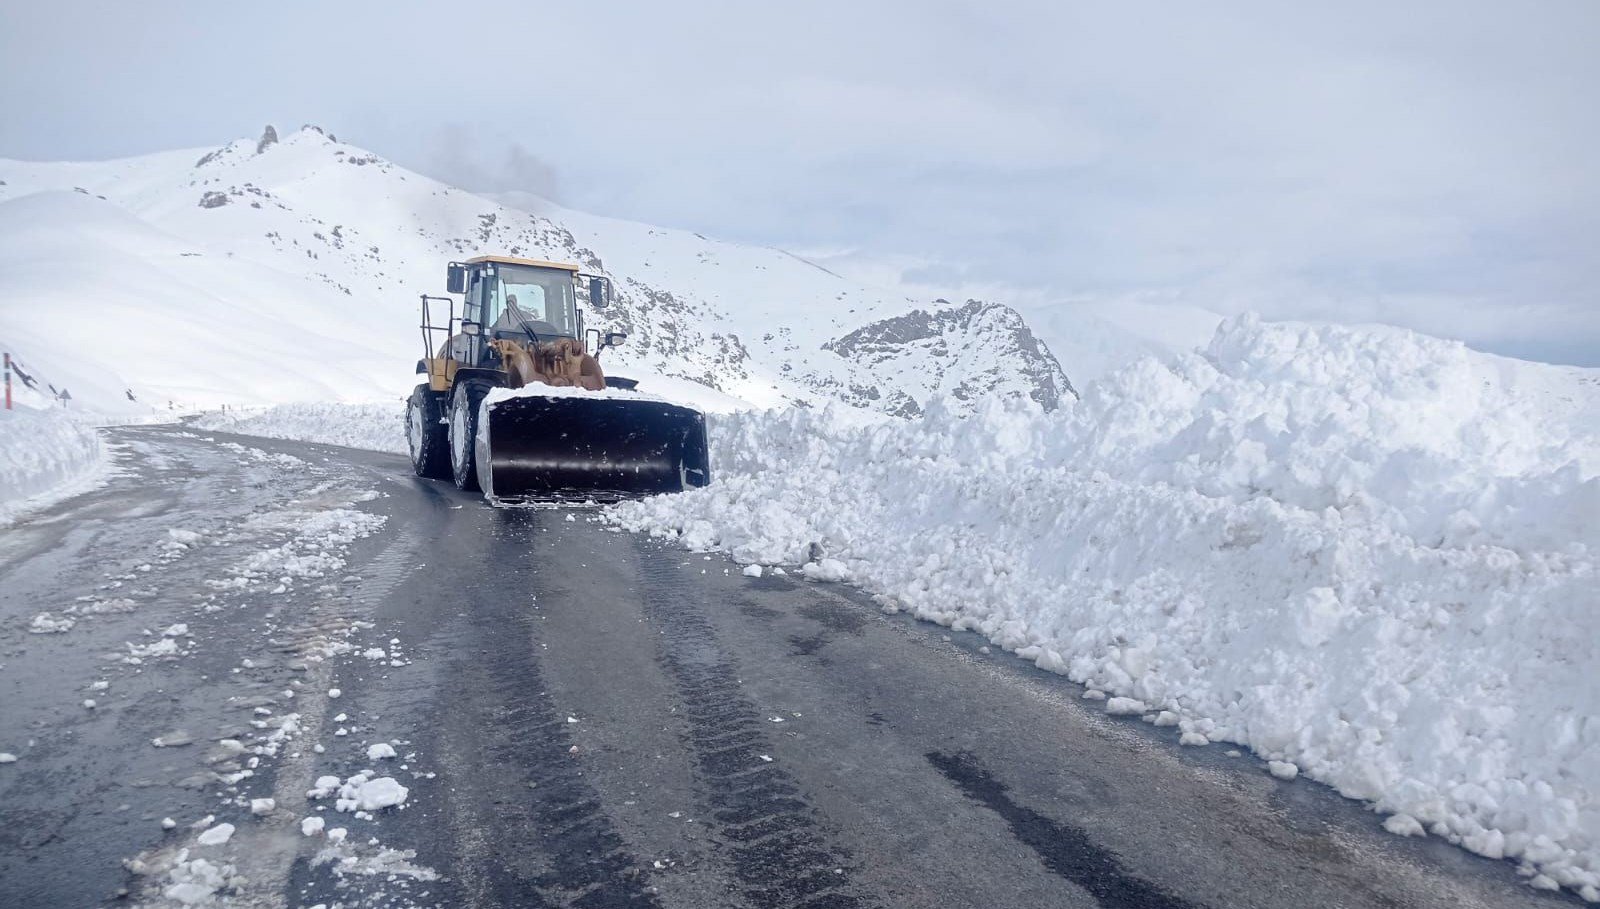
[446,263,467,295]
[588,277,608,309]
[460,321,481,336]
[604,331,627,348]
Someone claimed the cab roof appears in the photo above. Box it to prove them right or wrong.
[465,255,581,272]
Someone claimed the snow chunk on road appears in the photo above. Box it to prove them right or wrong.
[335,774,408,812]
[741,564,764,578]
[801,558,850,582]
[249,798,275,816]
[1104,697,1146,716]
[301,816,325,836]
[29,612,75,633]
[195,822,234,846]
[125,637,181,662]
[1268,761,1300,781]
[366,742,397,761]
[161,854,234,905]
[0,753,17,763]
[1383,814,1426,837]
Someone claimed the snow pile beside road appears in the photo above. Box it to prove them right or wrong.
[192,403,406,454]
[0,404,110,524]
[607,315,1600,899]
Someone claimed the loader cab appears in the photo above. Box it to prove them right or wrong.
[431,256,619,377]
[461,258,582,341]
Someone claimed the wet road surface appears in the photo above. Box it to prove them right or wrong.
[0,426,1576,907]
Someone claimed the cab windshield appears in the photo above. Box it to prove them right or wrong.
[483,263,578,339]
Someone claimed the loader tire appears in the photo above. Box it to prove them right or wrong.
[448,380,491,492]
[406,385,450,480]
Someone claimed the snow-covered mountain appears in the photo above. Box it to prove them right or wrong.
[0,125,1071,417]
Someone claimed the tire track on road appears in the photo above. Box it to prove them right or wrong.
[424,511,662,909]
[634,550,878,909]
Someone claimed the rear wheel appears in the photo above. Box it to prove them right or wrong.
[406,385,450,479]
[448,381,490,491]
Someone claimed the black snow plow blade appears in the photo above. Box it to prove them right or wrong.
[475,394,710,503]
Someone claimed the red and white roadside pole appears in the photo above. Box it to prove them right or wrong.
[3,351,11,410]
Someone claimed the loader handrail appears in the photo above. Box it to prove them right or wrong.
[420,294,457,359]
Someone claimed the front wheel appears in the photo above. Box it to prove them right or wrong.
[406,385,450,479]
[448,382,488,491]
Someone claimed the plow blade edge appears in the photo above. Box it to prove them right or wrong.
[475,394,710,502]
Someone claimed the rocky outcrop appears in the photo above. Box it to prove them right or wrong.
[256,125,279,154]
[825,299,1075,412]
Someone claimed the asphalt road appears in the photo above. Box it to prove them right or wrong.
[0,426,1574,908]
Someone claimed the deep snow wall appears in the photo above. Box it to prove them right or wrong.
[606,315,1600,899]
[0,404,110,524]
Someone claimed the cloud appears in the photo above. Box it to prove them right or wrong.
[1,0,1595,365]
[423,128,561,201]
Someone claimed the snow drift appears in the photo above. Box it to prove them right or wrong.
[607,315,1600,899]
[0,404,110,524]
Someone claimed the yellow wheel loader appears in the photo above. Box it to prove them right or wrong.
[406,256,710,502]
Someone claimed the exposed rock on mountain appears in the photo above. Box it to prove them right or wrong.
[825,299,1075,413]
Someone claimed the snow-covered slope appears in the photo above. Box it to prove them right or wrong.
[609,315,1600,900]
[0,126,1070,417]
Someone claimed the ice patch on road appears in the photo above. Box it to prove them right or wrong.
[222,504,386,596]
[310,837,440,905]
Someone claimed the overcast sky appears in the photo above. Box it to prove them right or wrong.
[3,1,1596,364]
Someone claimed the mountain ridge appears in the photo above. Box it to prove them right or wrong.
[0,125,1072,418]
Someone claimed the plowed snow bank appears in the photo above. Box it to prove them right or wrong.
[0,405,109,524]
[192,403,407,454]
[606,315,1600,900]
